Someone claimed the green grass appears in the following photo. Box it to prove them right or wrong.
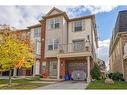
[0,79,50,89]
[86,79,127,89]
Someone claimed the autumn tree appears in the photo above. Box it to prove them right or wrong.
[0,31,35,86]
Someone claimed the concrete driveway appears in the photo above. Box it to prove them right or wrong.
[36,81,88,90]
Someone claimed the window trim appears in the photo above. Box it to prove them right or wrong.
[48,18,60,30]
[74,21,82,32]
[35,39,41,55]
[34,27,41,37]
[48,39,59,51]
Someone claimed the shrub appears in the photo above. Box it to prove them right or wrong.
[108,72,124,81]
[108,73,113,79]
[91,64,101,80]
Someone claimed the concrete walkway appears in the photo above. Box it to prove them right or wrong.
[36,81,88,90]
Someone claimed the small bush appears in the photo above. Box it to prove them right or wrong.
[108,72,124,81]
[91,64,101,80]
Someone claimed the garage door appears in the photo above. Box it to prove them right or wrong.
[67,63,87,80]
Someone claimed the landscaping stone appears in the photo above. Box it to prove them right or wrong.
[105,78,114,85]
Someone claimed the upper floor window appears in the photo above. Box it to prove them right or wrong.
[74,21,82,32]
[34,28,41,37]
[73,40,84,52]
[35,40,41,55]
[48,39,59,50]
[48,18,60,29]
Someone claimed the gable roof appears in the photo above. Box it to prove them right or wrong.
[42,7,69,20]
[45,7,63,16]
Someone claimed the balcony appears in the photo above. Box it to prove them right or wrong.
[57,42,92,58]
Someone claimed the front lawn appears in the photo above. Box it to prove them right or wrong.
[0,79,50,89]
[86,79,127,89]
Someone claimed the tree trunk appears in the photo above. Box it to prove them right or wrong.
[8,69,12,87]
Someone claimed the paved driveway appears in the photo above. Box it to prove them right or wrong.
[36,81,88,90]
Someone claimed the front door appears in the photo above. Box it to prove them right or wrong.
[49,61,57,77]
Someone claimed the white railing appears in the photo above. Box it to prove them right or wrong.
[58,42,91,53]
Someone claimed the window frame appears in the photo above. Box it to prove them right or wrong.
[74,21,82,32]
[48,39,59,51]
[35,39,41,55]
[34,27,41,37]
[73,39,85,52]
[48,18,60,29]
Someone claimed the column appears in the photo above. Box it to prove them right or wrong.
[87,56,91,82]
[57,58,60,80]
[33,60,40,76]
[13,68,17,77]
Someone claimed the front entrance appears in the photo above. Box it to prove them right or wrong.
[49,61,57,78]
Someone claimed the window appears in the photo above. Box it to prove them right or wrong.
[87,35,90,40]
[42,62,46,72]
[34,28,41,37]
[73,40,84,52]
[48,39,59,50]
[74,21,82,32]
[49,20,54,29]
[48,18,60,29]
[55,18,60,28]
[36,40,41,55]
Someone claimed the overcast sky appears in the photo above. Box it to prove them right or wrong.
[0,5,127,70]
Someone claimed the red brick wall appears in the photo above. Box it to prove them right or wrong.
[60,59,66,78]
[40,20,46,74]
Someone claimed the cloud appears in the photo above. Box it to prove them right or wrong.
[97,39,110,70]
[0,5,118,29]
[82,5,117,14]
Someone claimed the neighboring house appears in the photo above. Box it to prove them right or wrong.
[97,59,106,77]
[109,10,127,81]
[12,24,42,77]
[40,7,98,82]
[12,28,32,76]
[27,24,42,76]
[0,24,43,77]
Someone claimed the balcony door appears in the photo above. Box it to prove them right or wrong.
[73,40,85,52]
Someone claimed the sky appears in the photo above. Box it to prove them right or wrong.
[0,5,127,70]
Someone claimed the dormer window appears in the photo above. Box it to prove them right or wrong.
[48,18,60,29]
[74,21,82,32]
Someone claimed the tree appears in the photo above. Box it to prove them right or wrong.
[0,32,35,86]
[91,64,101,80]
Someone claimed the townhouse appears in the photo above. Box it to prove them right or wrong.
[0,7,99,82]
[109,10,127,81]
[40,7,98,82]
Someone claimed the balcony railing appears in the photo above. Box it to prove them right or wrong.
[58,42,91,53]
